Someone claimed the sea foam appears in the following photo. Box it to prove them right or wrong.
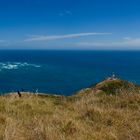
[0,62,41,71]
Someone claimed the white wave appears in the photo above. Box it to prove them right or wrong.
[0,62,41,71]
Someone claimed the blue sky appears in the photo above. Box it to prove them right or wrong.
[0,0,140,50]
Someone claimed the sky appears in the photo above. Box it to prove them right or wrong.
[0,0,140,50]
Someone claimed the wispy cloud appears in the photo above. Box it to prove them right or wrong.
[59,10,72,16]
[123,38,140,46]
[0,40,6,43]
[75,37,140,48]
[24,32,112,42]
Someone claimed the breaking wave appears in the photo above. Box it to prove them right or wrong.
[0,62,41,71]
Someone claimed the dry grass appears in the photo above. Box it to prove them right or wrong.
[0,89,140,140]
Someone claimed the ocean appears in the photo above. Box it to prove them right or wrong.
[0,50,140,95]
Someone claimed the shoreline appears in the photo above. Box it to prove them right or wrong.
[1,78,139,98]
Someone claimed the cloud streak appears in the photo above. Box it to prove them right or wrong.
[75,37,140,48]
[59,10,72,16]
[0,40,6,43]
[25,32,112,42]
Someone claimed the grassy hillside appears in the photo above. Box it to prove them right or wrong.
[0,79,140,140]
[75,78,138,96]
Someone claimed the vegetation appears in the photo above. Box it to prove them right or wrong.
[0,79,140,140]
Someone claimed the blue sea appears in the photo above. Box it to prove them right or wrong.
[0,50,140,95]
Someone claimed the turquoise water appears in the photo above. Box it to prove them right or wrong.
[0,50,140,95]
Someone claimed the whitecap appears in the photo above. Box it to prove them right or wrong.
[0,62,41,71]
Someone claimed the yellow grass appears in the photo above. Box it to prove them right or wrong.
[0,89,140,140]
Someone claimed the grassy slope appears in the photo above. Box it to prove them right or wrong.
[0,79,140,140]
[75,79,138,96]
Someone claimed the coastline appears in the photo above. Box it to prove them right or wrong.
[0,78,140,139]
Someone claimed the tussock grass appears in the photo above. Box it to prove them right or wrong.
[0,88,140,140]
